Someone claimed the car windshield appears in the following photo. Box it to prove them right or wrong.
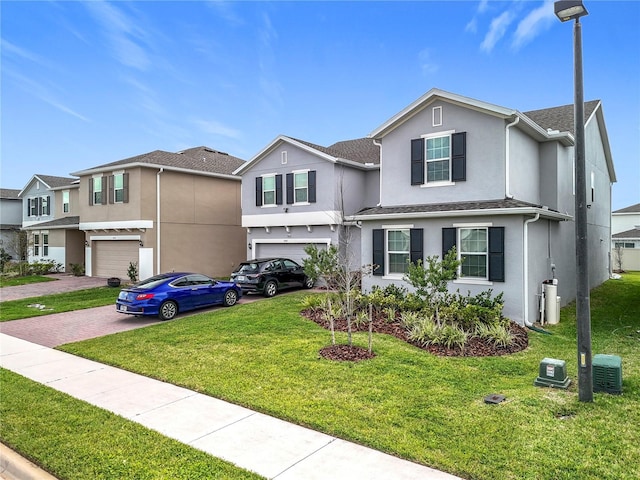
[236,263,260,274]
[133,274,173,290]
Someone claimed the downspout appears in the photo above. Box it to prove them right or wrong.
[523,213,540,326]
[156,167,164,274]
[373,139,382,207]
[505,116,519,199]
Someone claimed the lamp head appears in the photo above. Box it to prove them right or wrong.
[554,0,588,22]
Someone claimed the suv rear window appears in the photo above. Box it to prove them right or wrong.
[236,263,260,274]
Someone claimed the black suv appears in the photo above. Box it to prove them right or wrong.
[231,258,314,297]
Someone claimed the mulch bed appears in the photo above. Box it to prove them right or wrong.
[303,309,529,361]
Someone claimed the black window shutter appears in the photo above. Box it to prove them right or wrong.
[451,132,466,182]
[26,199,30,216]
[46,196,51,215]
[410,228,423,265]
[255,177,263,206]
[308,170,316,203]
[108,175,114,204]
[442,227,457,259]
[488,227,505,282]
[373,229,384,276]
[89,179,94,206]
[286,173,293,204]
[37,197,42,216]
[123,173,129,203]
[275,174,283,205]
[411,138,425,185]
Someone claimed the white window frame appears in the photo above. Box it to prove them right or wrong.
[385,227,411,277]
[114,172,125,203]
[422,130,455,186]
[262,174,276,207]
[33,233,40,256]
[42,233,49,256]
[41,195,48,216]
[29,198,37,216]
[458,226,489,280]
[63,190,70,213]
[93,176,103,205]
[293,170,309,205]
[432,106,443,127]
[281,151,288,165]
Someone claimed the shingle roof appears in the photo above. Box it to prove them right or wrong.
[613,203,640,214]
[0,189,21,199]
[22,216,80,229]
[77,146,246,176]
[289,137,380,165]
[355,198,561,216]
[523,100,600,135]
[612,228,640,239]
[35,175,78,189]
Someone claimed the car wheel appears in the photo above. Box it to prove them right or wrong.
[159,301,178,321]
[223,289,238,307]
[264,280,278,297]
[303,277,315,289]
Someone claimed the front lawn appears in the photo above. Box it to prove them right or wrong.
[0,275,56,288]
[0,287,119,321]
[8,273,640,479]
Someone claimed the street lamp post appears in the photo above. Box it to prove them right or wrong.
[554,0,593,402]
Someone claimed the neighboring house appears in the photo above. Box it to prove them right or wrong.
[0,188,23,260]
[18,175,83,271]
[611,203,640,271]
[350,88,615,326]
[233,136,380,267]
[71,146,246,280]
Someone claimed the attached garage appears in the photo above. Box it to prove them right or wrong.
[93,240,139,279]
[254,241,328,265]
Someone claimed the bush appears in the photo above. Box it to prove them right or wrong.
[69,263,85,276]
[28,260,60,275]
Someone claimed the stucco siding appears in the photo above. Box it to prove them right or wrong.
[508,127,540,204]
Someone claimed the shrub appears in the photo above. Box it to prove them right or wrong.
[127,261,138,283]
[29,260,59,275]
[300,295,323,312]
[440,324,469,351]
[69,263,85,276]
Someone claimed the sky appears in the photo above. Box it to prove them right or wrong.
[1,0,638,210]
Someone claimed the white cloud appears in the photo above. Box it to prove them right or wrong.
[511,0,556,50]
[193,119,241,140]
[480,10,516,53]
[418,48,439,76]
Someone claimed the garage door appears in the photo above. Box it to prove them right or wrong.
[255,242,326,266]
[94,240,139,279]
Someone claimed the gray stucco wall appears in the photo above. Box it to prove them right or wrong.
[21,181,56,226]
[378,101,507,207]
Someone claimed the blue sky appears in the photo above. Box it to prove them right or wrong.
[2,0,638,210]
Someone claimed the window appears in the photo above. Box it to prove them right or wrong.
[387,229,410,274]
[442,226,505,282]
[372,228,423,276]
[432,106,442,127]
[42,233,49,256]
[63,191,70,213]
[114,173,124,203]
[281,151,288,164]
[411,132,466,185]
[426,135,450,182]
[93,177,102,205]
[263,175,276,206]
[615,242,635,249]
[286,170,316,205]
[29,198,37,216]
[41,196,49,216]
[459,228,488,279]
[33,234,40,256]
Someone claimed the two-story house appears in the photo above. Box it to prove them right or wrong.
[351,88,614,326]
[611,203,640,271]
[71,146,247,280]
[234,136,379,267]
[0,188,23,260]
[18,174,83,271]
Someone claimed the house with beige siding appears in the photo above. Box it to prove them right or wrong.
[71,146,246,280]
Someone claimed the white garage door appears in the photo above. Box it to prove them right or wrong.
[94,240,139,279]
[255,242,326,266]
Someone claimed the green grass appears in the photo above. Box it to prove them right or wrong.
[0,275,56,288]
[3,273,639,479]
[0,369,263,480]
[0,287,119,321]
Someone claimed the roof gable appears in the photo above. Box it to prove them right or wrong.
[613,203,640,214]
[19,174,78,197]
[523,100,600,135]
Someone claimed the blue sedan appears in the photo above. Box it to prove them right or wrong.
[116,272,242,321]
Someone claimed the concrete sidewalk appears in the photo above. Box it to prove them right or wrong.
[0,333,461,480]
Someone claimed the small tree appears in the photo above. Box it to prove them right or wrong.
[127,261,138,283]
[613,243,624,272]
[404,248,461,327]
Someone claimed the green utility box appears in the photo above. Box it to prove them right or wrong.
[534,358,571,389]
[593,354,622,394]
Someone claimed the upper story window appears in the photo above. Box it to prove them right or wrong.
[62,190,70,213]
[92,177,103,205]
[29,198,38,216]
[294,171,308,203]
[27,196,50,217]
[114,173,124,203]
[411,131,466,186]
[41,196,49,216]
[262,175,276,206]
